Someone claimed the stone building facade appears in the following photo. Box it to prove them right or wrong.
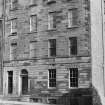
[3,0,92,105]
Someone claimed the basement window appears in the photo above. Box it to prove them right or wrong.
[48,99,56,104]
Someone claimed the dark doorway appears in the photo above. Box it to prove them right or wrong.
[21,69,28,95]
[8,71,13,94]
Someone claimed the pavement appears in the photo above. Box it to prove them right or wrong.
[0,100,49,105]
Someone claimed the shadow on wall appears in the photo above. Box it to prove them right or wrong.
[55,86,102,105]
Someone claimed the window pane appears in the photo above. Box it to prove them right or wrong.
[69,37,77,55]
[10,42,17,60]
[11,18,17,33]
[72,10,77,25]
[48,13,56,29]
[30,15,37,32]
[49,39,56,48]
[49,69,56,87]
[70,68,78,87]
[30,42,37,58]
[68,9,77,27]
[49,39,56,57]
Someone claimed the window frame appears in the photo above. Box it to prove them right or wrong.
[69,37,77,56]
[30,15,37,32]
[10,42,17,60]
[10,18,17,34]
[29,41,37,58]
[69,68,78,88]
[48,39,56,57]
[68,9,78,28]
[10,0,18,10]
[48,69,56,88]
[48,12,56,30]
[47,98,57,104]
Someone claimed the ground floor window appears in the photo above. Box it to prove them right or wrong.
[69,68,78,88]
[48,69,56,88]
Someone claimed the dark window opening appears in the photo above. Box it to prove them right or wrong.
[11,42,17,46]
[8,71,13,94]
[48,99,56,104]
[69,37,77,55]
[49,69,56,87]
[49,39,56,57]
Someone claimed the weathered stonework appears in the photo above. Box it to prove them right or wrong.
[3,0,92,104]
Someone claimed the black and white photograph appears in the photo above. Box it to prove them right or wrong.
[0,0,103,105]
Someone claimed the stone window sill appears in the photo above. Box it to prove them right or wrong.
[28,31,37,34]
[47,28,57,32]
[67,25,78,29]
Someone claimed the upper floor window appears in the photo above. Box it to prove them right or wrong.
[69,68,78,88]
[69,37,77,55]
[48,13,56,30]
[68,9,78,27]
[29,41,37,58]
[48,39,56,57]
[10,0,18,10]
[30,15,37,32]
[10,42,17,60]
[10,18,17,34]
[48,69,56,88]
